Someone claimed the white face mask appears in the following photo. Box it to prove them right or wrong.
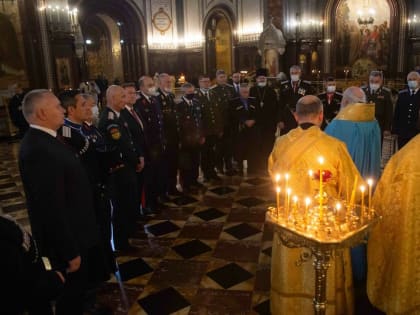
[91,105,99,120]
[408,80,418,90]
[326,85,336,93]
[291,74,300,82]
[370,83,380,91]
[257,81,267,87]
[147,86,157,96]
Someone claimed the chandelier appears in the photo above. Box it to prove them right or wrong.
[357,1,375,26]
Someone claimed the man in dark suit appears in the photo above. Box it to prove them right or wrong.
[177,83,205,192]
[98,85,140,251]
[211,69,236,175]
[393,71,420,148]
[156,73,181,196]
[318,77,343,129]
[197,74,223,182]
[231,84,259,174]
[19,89,99,315]
[121,82,149,215]
[250,68,281,172]
[279,65,315,133]
[135,76,166,210]
[362,70,393,136]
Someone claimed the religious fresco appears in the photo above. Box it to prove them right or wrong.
[0,6,28,89]
[336,0,390,78]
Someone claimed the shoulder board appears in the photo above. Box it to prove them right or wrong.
[236,105,243,110]
[361,85,368,90]
[399,89,409,94]
[210,85,217,89]
[225,83,233,87]
[317,92,326,97]
[249,105,256,109]
[281,80,289,85]
[108,111,115,120]
[62,125,72,138]
[382,87,391,92]
[248,96,256,99]
[335,92,343,96]
[303,80,311,84]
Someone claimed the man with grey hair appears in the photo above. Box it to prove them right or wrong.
[362,70,393,135]
[392,71,420,148]
[268,94,362,315]
[326,86,381,293]
[19,89,99,315]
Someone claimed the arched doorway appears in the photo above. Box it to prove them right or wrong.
[205,8,234,75]
[71,0,147,82]
[324,0,407,78]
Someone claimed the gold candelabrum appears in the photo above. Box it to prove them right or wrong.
[267,156,380,315]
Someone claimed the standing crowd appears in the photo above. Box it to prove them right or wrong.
[4,64,420,315]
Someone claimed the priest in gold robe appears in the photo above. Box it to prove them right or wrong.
[268,95,363,315]
[367,134,420,315]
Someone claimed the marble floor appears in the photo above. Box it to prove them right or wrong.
[0,141,384,315]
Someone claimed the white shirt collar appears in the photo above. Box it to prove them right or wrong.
[30,124,57,138]
[125,104,134,111]
[141,91,150,102]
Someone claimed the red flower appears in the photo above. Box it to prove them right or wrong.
[313,170,332,182]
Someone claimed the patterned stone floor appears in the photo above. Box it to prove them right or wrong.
[0,141,384,315]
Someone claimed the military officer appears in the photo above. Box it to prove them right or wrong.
[98,85,139,251]
[362,70,393,135]
[231,84,259,174]
[197,74,223,182]
[211,69,236,175]
[250,68,281,172]
[135,76,167,211]
[318,77,343,129]
[177,83,205,192]
[279,65,315,133]
[156,73,181,196]
[393,71,420,149]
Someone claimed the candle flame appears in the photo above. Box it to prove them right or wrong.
[275,174,281,182]
[360,185,366,193]
[305,197,311,206]
[285,173,290,180]
[287,188,292,195]
[308,169,313,177]
[293,196,298,203]
[318,156,325,164]
[336,202,342,211]
[276,186,281,193]
[367,178,374,186]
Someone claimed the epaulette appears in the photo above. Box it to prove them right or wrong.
[108,111,115,120]
[235,105,243,110]
[399,89,409,94]
[303,80,312,84]
[382,87,391,92]
[210,85,218,89]
[249,105,256,109]
[225,83,233,87]
[62,125,72,138]
[335,91,343,96]
[361,85,368,90]
[317,92,326,97]
[248,96,256,99]
[280,80,289,85]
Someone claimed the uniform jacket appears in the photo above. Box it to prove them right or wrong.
[318,91,343,128]
[393,89,420,139]
[211,84,236,127]
[230,96,258,133]
[120,106,146,159]
[177,97,204,147]
[362,85,393,132]
[196,88,224,136]
[156,88,179,146]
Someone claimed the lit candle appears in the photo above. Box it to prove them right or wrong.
[284,173,290,215]
[335,202,342,231]
[284,173,290,191]
[286,188,292,220]
[318,156,324,221]
[350,176,358,208]
[276,186,281,218]
[292,195,298,218]
[367,178,374,212]
[360,185,366,219]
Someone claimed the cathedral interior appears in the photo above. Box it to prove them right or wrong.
[1,0,419,314]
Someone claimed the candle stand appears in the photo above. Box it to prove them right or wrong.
[266,207,380,315]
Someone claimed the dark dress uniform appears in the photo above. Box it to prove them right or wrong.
[392,88,420,148]
[362,85,393,133]
[19,127,99,315]
[8,92,29,136]
[279,80,315,133]
[135,92,166,211]
[98,108,138,250]
[197,88,224,180]
[120,106,147,212]
[230,96,259,173]
[318,91,343,129]
[250,85,281,171]
[211,83,236,173]
[177,96,204,189]
[156,88,179,194]
[59,119,114,281]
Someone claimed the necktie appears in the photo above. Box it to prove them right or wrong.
[293,83,298,93]
[205,92,209,101]
[130,108,144,130]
